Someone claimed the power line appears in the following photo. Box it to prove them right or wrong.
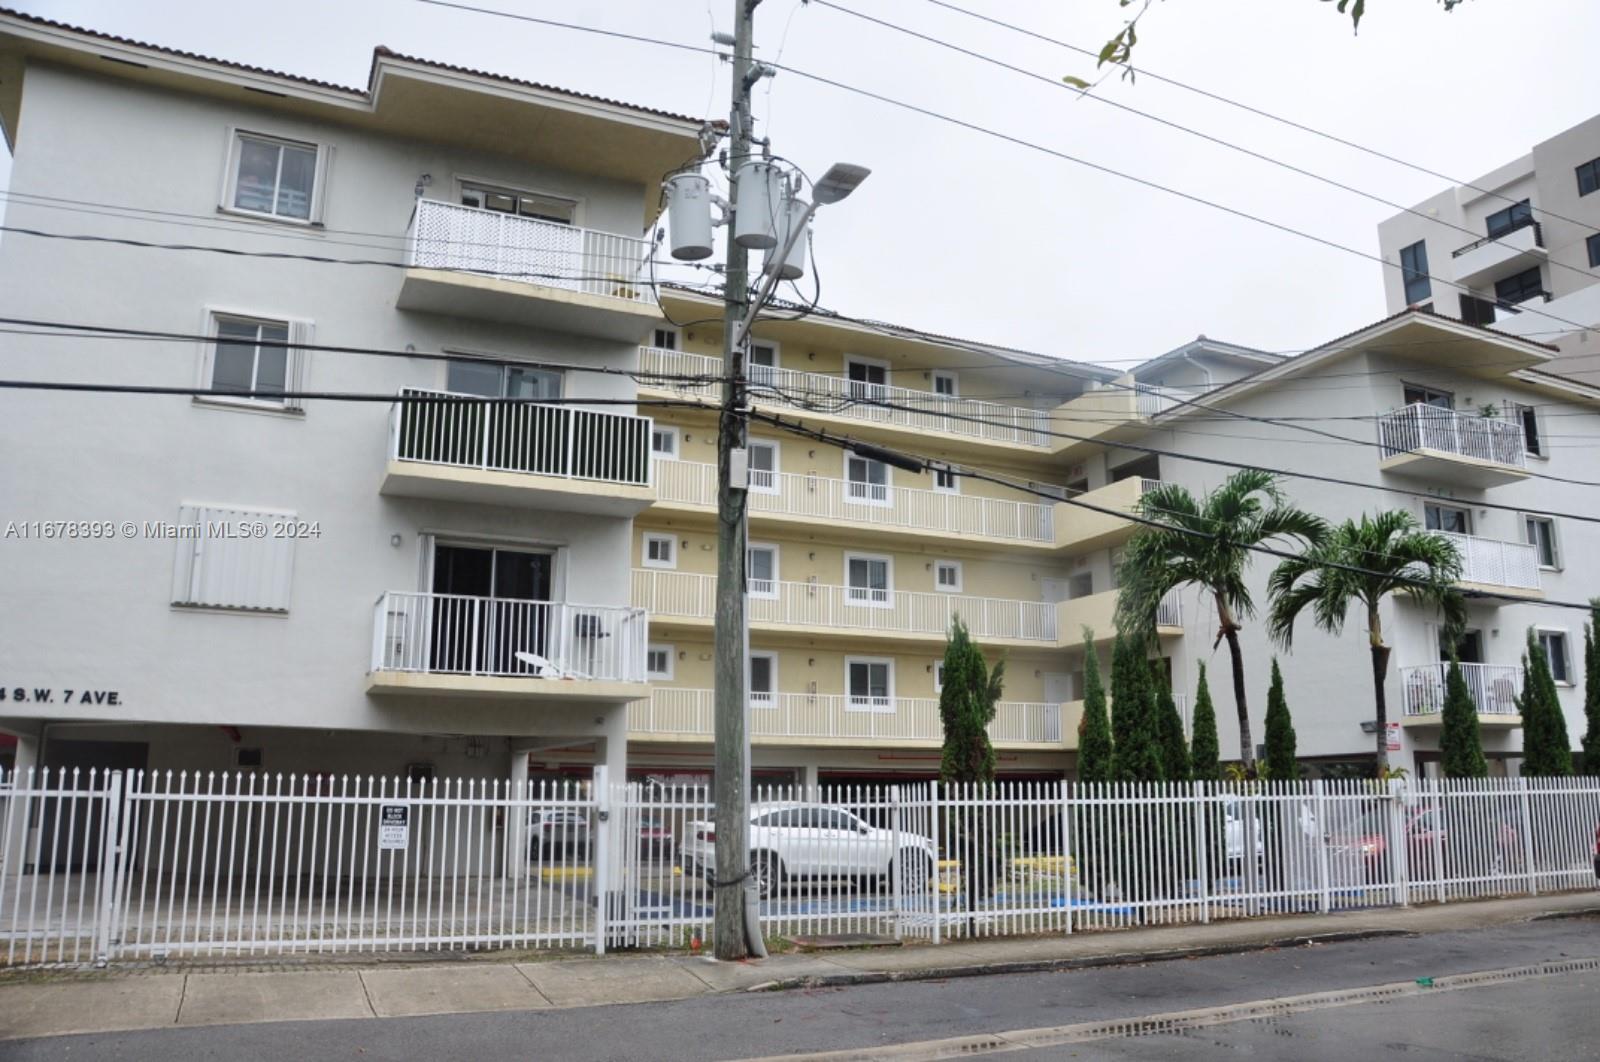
[0,379,711,408]
[911,0,1600,237]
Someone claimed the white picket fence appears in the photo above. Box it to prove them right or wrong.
[2,770,1596,966]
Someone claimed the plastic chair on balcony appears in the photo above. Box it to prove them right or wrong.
[513,651,566,679]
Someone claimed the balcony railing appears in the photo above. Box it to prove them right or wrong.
[1377,404,1526,468]
[638,346,1053,447]
[1430,531,1541,591]
[1400,662,1523,717]
[390,388,652,487]
[372,591,648,682]
[632,569,1060,643]
[408,199,653,304]
[654,459,1055,543]
[632,688,1063,744]
[1453,217,1543,258]
[1134,384,1183,418]
[1156,587,1183,628]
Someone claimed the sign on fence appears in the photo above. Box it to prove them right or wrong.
[378,803,409,850]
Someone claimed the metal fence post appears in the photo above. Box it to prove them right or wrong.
[929,778,941,947]
[890,785,903,941]
[1388,778,1409,907]
[1431,779,1447,905]
[1193,780,1211,925]
[592,765,610,955]
[94,771,124,966]
[1313,779,1331,915]
[1060,779,1074,935]
[1518,776,1538,897]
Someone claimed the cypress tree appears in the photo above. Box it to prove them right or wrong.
[1111,634,1164,782]
[1262,658,1298,781]
[1520,631,1575,777]
[1154,659,1191,782]
[938,618,1004,783]
[1440,654,1489,778]
[1076,631,1114,783]
[1189,663,1221,782]
[1582,603,1600,775]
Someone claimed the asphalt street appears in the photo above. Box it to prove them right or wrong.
[1,916,1594,1061]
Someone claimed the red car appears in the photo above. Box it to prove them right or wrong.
[1333,806,1519,882]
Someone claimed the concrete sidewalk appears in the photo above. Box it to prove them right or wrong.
[2,891,1596,1042]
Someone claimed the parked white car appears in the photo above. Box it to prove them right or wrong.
[682,802,936,898]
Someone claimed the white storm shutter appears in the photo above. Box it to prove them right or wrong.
[170,504,297,612]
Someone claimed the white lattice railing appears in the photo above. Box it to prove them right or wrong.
[1431,531,1541,591]
[372,591,648,682]
[1400,662,1524,717]
[638,346,1053,447]
[631,688,1064,744]
[1378,404,1526,468]
[1156,588,1183,628]
[391,389,652,487]
[654,459,1055,543]
[632,569,1060,643]
[408,199,652,303]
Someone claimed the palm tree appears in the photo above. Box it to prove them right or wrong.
[1267,511,1464,774]
[1115,469,1325,773]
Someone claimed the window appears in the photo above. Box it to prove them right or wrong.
[1399,240,1431,305]
[846,554,892,606]
[749,342,779,389]
[446,359,562,399]
[1483,198,1533,239]
[845,356,889,401]
[646,645,674,680]
[749,651,776,707]
[934,659,946,692]
[1588,233,1600,269]
[934,560,962,593]
[208,315,296,405]
[1517,404,1544,457]
[932,371,959,397]
[747,543,778,598]
[1577,157,1600,198]
[1536,629,1571,684]
[1068,572,1094,600]
[1494,266,1544,306]
[652,327,679,351]
[170,504,297,613]
[651,427,679,459]
[227,132,319,222]
[642,533,677,569]
[461,184,575,224]
[1110,548,1126,590]
[846,454,890,505]
[846,658,894,711]
[1402,383,1452,409]
[1459,294,1497,328]
[1424,503,1472,535]
[1525,516,1559,569]
[748,439,779,493]
[931,464,959,494]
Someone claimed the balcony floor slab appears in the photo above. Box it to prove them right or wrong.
[381,459,655,516]
[367,671,649,703]
[1378,450,1529,488]
[1401,713,1522,730]
[398,268,659,341]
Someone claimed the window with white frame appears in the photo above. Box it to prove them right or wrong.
[646,645,674,680]
[931,370,959,398]
[1525,516,1560,569]
[651,426,679,459]
[226,131,322,222]
[749,651,777,707]
[747,439,779,493]
[1515,403,1544,457]
[846,454,891,505]
[460,183,576,224]
[446,358,562,399]
[652,327,679,351]
[206,314,305,408]
[934,560,963,593]
[642,533,677,569]
[846,554,892,606]
[170,504,297,613]
[1424,502,1472,535]
[1537,629,1572,684]
[931,464,959,494]
[747,543,779,598]
[846,658,894,711]
[749,341,780,389]
[933,659,947,692]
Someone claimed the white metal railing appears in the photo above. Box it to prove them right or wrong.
[391,389,652,487]
[631,688,1063,744]
[1377,404,1526,468]
[408,199,653,304]
[1135,384,1183,418]
[1400,662,1523,717]
[1430,531,1541,591]
[638,346,1053,447]
[654,459,1055,543]
[371,591,648,682]
[1156,588,1183,628]
[633,569,1060,643]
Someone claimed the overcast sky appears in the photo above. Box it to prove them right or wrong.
[4,0,1598,368]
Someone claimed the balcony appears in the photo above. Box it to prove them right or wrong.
[632,569,1060,646]
[637,347,1053,448]
[1054,477,1161,552]
[653,459,1056,547]
[380,389,655,515]
[1376,404,1528,487]
[1056,587,1182,645]
[368,592,649,701]
[630,688,1065,748]
[1430,531,1543,599]
[398,200,660,340]
[1451,220,1547,290]
[1492,283,1600,342]
[1399,662,1523,727]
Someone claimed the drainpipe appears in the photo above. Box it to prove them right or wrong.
[1180,351,1214,394]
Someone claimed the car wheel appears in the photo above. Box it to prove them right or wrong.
[753,852,784,900]
[894,852,932,894]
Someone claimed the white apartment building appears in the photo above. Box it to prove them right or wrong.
[1376,113,1600,383]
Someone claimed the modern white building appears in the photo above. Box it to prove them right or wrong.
[1376,113,1600,384]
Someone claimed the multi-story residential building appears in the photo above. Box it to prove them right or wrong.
[1376,113,1600,382]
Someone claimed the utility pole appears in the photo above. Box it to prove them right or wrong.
[712,0,759,962]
